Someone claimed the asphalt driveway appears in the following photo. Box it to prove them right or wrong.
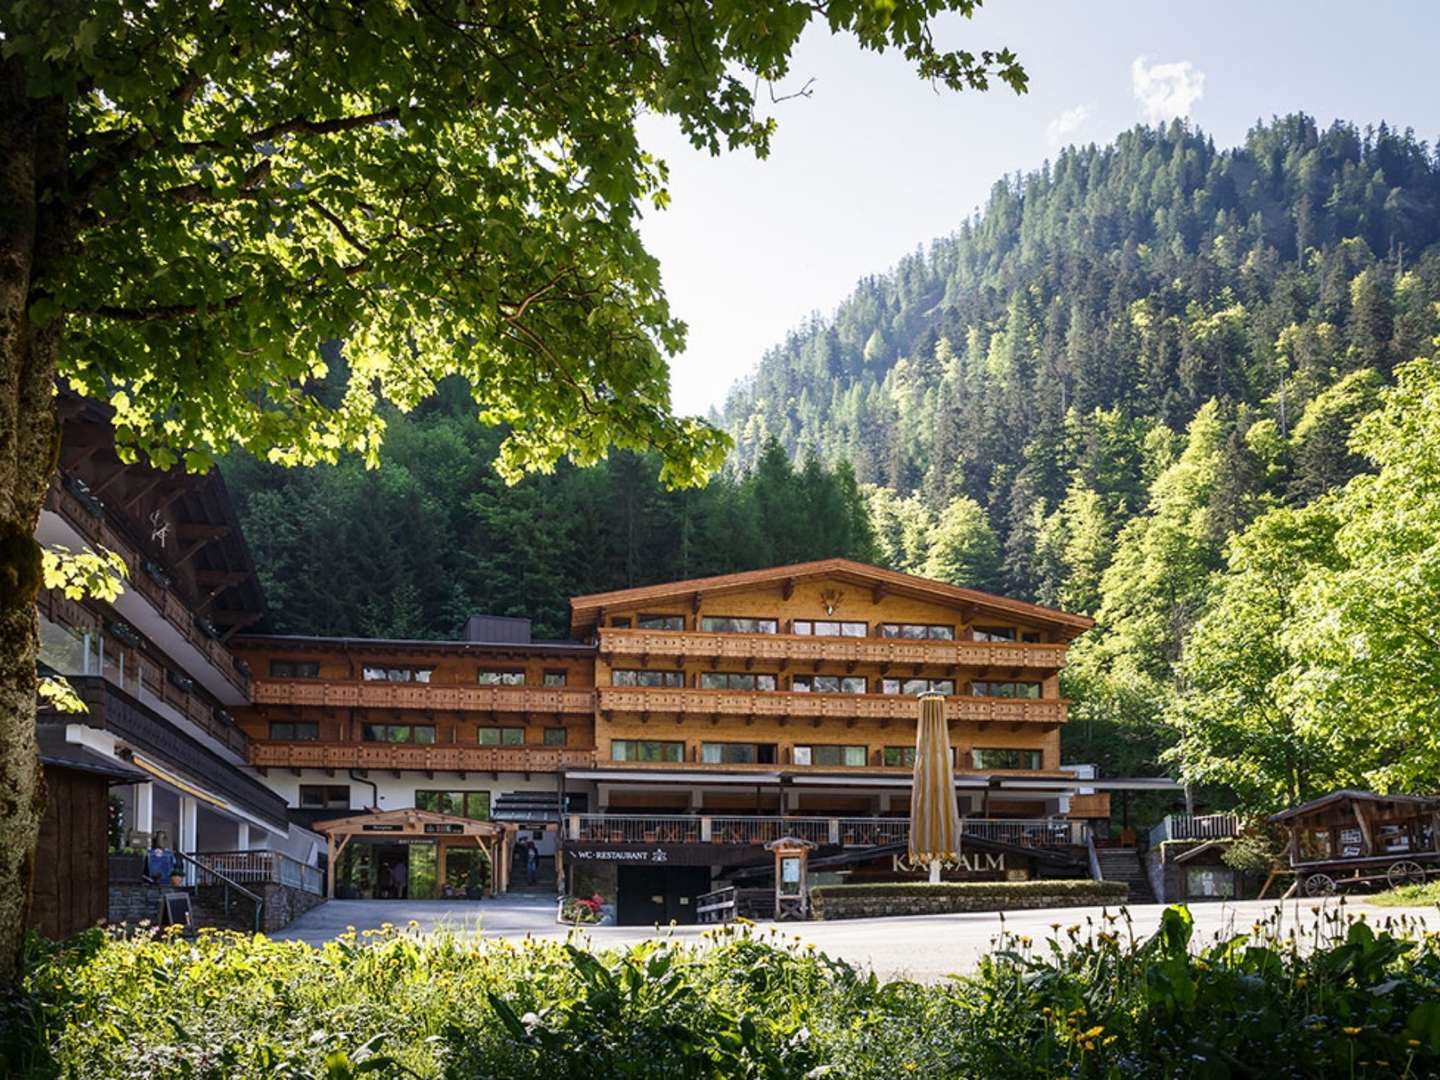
[271,895,1437,981]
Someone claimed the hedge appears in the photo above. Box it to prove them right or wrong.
[809,880,1128,901]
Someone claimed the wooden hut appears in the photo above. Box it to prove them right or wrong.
[1270,790,1440,897]
[313,808,516,899]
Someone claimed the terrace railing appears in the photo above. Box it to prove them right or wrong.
[191,850,325,895]
[566,815,1088,850]
[1148,813,1241,847]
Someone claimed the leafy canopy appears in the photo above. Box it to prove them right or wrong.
[4,0,1024,484]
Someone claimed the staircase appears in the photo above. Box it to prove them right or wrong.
[506,855,558,896]
[1095,848,1157,905]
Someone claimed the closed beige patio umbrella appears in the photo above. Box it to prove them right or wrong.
[909,692,961,883]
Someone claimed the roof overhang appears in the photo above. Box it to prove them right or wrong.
[568,558,1094,639]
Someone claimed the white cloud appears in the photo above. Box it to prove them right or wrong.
[1046,105,1092,149]
[1131,56,1205,123]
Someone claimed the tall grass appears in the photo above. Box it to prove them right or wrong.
[4,905,1440,1078]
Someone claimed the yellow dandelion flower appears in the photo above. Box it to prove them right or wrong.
[1343,1027,1362,1037]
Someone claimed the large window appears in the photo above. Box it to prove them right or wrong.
[269,720,319,741]
[878,623,954,640]
[792,619,867,637]
[543,670,568,686]
[416,790,491,820]
[478,727,525,746]
[362,723,436,744]
[791,674,867,694]
[970,748,1043,770]
[611,740,684,763]
[477,670,525,686]
[970,681,1042,699]
[701,742,777,764]
[611,669,684,688]
[972,626,1016,642]
[363,665,433,683]
[270,659,321,678]
[298,784,350,809]
[882,746,957,768]
[880,677,955,696]
[701,616,778,635]
[700,672,777,691]
[544,727,568,746]
[793,744,866,767]
[637,614,685,631]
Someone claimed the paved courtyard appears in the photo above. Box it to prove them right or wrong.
[272,896,1438,981]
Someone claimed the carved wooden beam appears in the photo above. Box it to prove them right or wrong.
[871,584,886,604]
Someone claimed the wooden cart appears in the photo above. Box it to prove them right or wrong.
[1270,790,1440,898]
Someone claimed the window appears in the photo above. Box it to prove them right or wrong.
[970,681,1042,699]
[610,616,632,628]
[543,671,567,686]
[268,720,319,741]
[792,619,867,637]
[970,748,1043,770]
[637,614,685,631]
[878,623,955,640]
[611,669,684,688]
[1022,631,1042,644]
[362,723,436,744]
[270,659,321,678]
[477,670,525,686]
[38,615,88,676]
[883,746,958,768]
[478,727,525,746]
[362,665,433,683]
[701,742,777,764]
[298,784,350,809]
[611,739,684,763]
[701,616,778,634]
[791,674,867,694]
[543,727,567,746]
[793,744,866,767]
[972,626,1016,642]
[700,672,777,691]
[879,678,955,696]
[415,790,490,820]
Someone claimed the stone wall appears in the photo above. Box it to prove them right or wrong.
[108,883,169,926]
[108,882,324,933]
[258,882,325,932]
[810,881,1128,921]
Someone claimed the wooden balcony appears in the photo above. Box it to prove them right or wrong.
[250,740,596,774]
[48,479,249,697]
[596,687,1067,725]
[250,679,596,714]
[598,627,1067,671]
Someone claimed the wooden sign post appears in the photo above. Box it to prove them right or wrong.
[766,836,816,921]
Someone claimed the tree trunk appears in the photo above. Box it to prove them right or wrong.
[0,57,65,988]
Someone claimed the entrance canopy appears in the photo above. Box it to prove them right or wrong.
[313,808,517,898]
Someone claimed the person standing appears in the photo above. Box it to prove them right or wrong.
[526,838,540,886]
[391,859,408,900]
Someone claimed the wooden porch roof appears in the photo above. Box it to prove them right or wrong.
[311,807,513,838]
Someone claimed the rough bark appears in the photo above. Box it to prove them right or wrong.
[0,56,65,988]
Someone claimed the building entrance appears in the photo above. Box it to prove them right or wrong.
[336,841,439,899]
[615,865,711,926]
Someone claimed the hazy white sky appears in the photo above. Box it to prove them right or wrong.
[635,1,1440,416]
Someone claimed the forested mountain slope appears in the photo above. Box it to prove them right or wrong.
[721,115,1440,606]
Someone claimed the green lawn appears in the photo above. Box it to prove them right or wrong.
[1371,881,1440,906]
[6,906,1440,1078]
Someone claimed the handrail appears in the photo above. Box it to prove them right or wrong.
[1087,833,1103,882]
[696,886,737,924]
[175,850,265,932]
[191,849,325,896]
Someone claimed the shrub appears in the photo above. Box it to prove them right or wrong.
[809,879,1128,900]
[6,906,1440,1078]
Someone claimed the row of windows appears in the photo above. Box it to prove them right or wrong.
[610,740,1043,770]
[269,661,569,686]
[613,614,1043,643]
[297,786,494,820]
[611,670,1039,697]
[271,723,568,745]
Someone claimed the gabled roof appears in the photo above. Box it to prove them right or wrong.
[569,558,1094,639]
[1270,789,1440,822]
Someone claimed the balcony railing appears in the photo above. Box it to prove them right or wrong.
[599,627,1067,671]
[191,849,325,895]
[1148,813,1241,847]
[566,814,1088,849]
[48,479,249,697]
[251,679,596,714]
[250,739,595,774]
[596,686,1067,725]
